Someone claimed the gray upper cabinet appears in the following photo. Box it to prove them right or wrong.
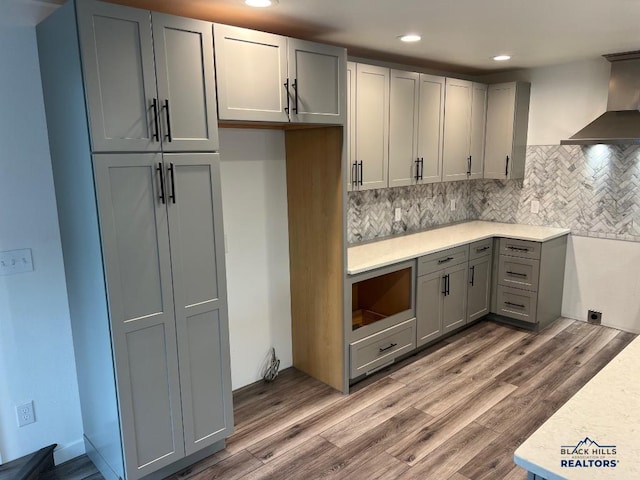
[287,38,346,124]
[153,14,219,152]
[443,79,487,181]
[484,82,530,180]
[77,1,159,153]
[442,78,472,182]
[417,74,445,184]
[347,62,356,190]
[78,1,219,153]
[213,25,289,123]
[351,63,390,191]
[470,83,487,179]
[93,153,185,478]
[214,24,345,125]
[389,69,420,188]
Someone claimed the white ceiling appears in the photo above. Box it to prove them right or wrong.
[9,0,640,73]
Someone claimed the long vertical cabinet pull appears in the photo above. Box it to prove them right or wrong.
[168,163,176,203]
[505,155,509,177]
[415,158,421,181]
[467,156,472,176]
[469,265,475,286]
[292,79,298,114]
[442,274,450,296]
[151,98,160,142]
[358,161,363,186]
[157,162,166,204]
[284,79,290,114]
[164,99,173,142]
[420,158,424,180]
[352,162,359,189]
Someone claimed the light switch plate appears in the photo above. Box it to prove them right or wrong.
[394,208,402,222]
[450,199,456,211]
[530,200,540,214]
[0,249,33,276]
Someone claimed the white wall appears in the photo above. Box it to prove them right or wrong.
[484,57,640,332]
[0,27,83,464]
[481,57,611,145]
[563,236,640,334]
[218,129,293,390]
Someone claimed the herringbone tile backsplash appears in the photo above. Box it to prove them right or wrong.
[348,145,640,244]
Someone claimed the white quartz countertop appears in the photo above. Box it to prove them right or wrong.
[347,221,570,275]
[514,334,640,480]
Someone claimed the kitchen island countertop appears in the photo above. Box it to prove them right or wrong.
[348,221,570,275]
[514,333,640,479]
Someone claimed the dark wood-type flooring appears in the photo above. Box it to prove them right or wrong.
[41,318,635,480]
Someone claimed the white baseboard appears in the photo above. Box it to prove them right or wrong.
[54,438,85,465]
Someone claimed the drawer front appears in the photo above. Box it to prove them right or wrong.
[350,318,416,378]
[469,238,493,260]
[499,238,541,260]
[498,255,540,291]
[496,285,538,323]
[418,245,468,276]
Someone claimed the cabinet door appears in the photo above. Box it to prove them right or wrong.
[213,24,288,122]
[347,62,357,191]
[469,83,487,179]
[153,14,219,152]
[93,154,185,479]
[287,39,346,125]
[484,83,516,179]
[77,1,160,153]
[442,263,468,334]
[389,70,420,188]
[442,78,472,182]
[417,74,445,184]
[165,154,233,455]
[467,256,491,322]
[416,271,444,347]
[355,64,389,190]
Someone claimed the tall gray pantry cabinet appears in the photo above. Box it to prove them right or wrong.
[36,1,233,479]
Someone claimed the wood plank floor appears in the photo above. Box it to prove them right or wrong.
[46,318,635,480]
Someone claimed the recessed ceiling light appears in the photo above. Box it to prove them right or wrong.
[399,34,421,43]
[493,55,512,61]
[245,0,278,7]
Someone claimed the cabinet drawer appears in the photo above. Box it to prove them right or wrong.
[496,285,538,323]
[499,238,541,259]
[350,318,416,378]
[498,256,539,291]
[469,239,493,260]
[418,245,468,276]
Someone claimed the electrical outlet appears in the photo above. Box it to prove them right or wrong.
[530,200,540,214]
[0,249,33,276]
[588,310,602,325]
[450,199,456,211]
[394,207,402,222]
[16,401,35,427]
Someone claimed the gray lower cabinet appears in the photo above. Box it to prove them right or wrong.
[492,236,567,329]
[78,0,219,152]
[467,238,493,323]
[416,246,469,346]
[93,153,233,478]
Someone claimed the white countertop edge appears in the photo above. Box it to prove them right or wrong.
[514,453,568,480]
[347,222,571,275]
[347,235,495,275]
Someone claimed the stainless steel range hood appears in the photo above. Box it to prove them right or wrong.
[561,51,640,145]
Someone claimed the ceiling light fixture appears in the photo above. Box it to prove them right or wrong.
[245,0,278,7]
[399,34,421,43]
[493,54,512,61]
